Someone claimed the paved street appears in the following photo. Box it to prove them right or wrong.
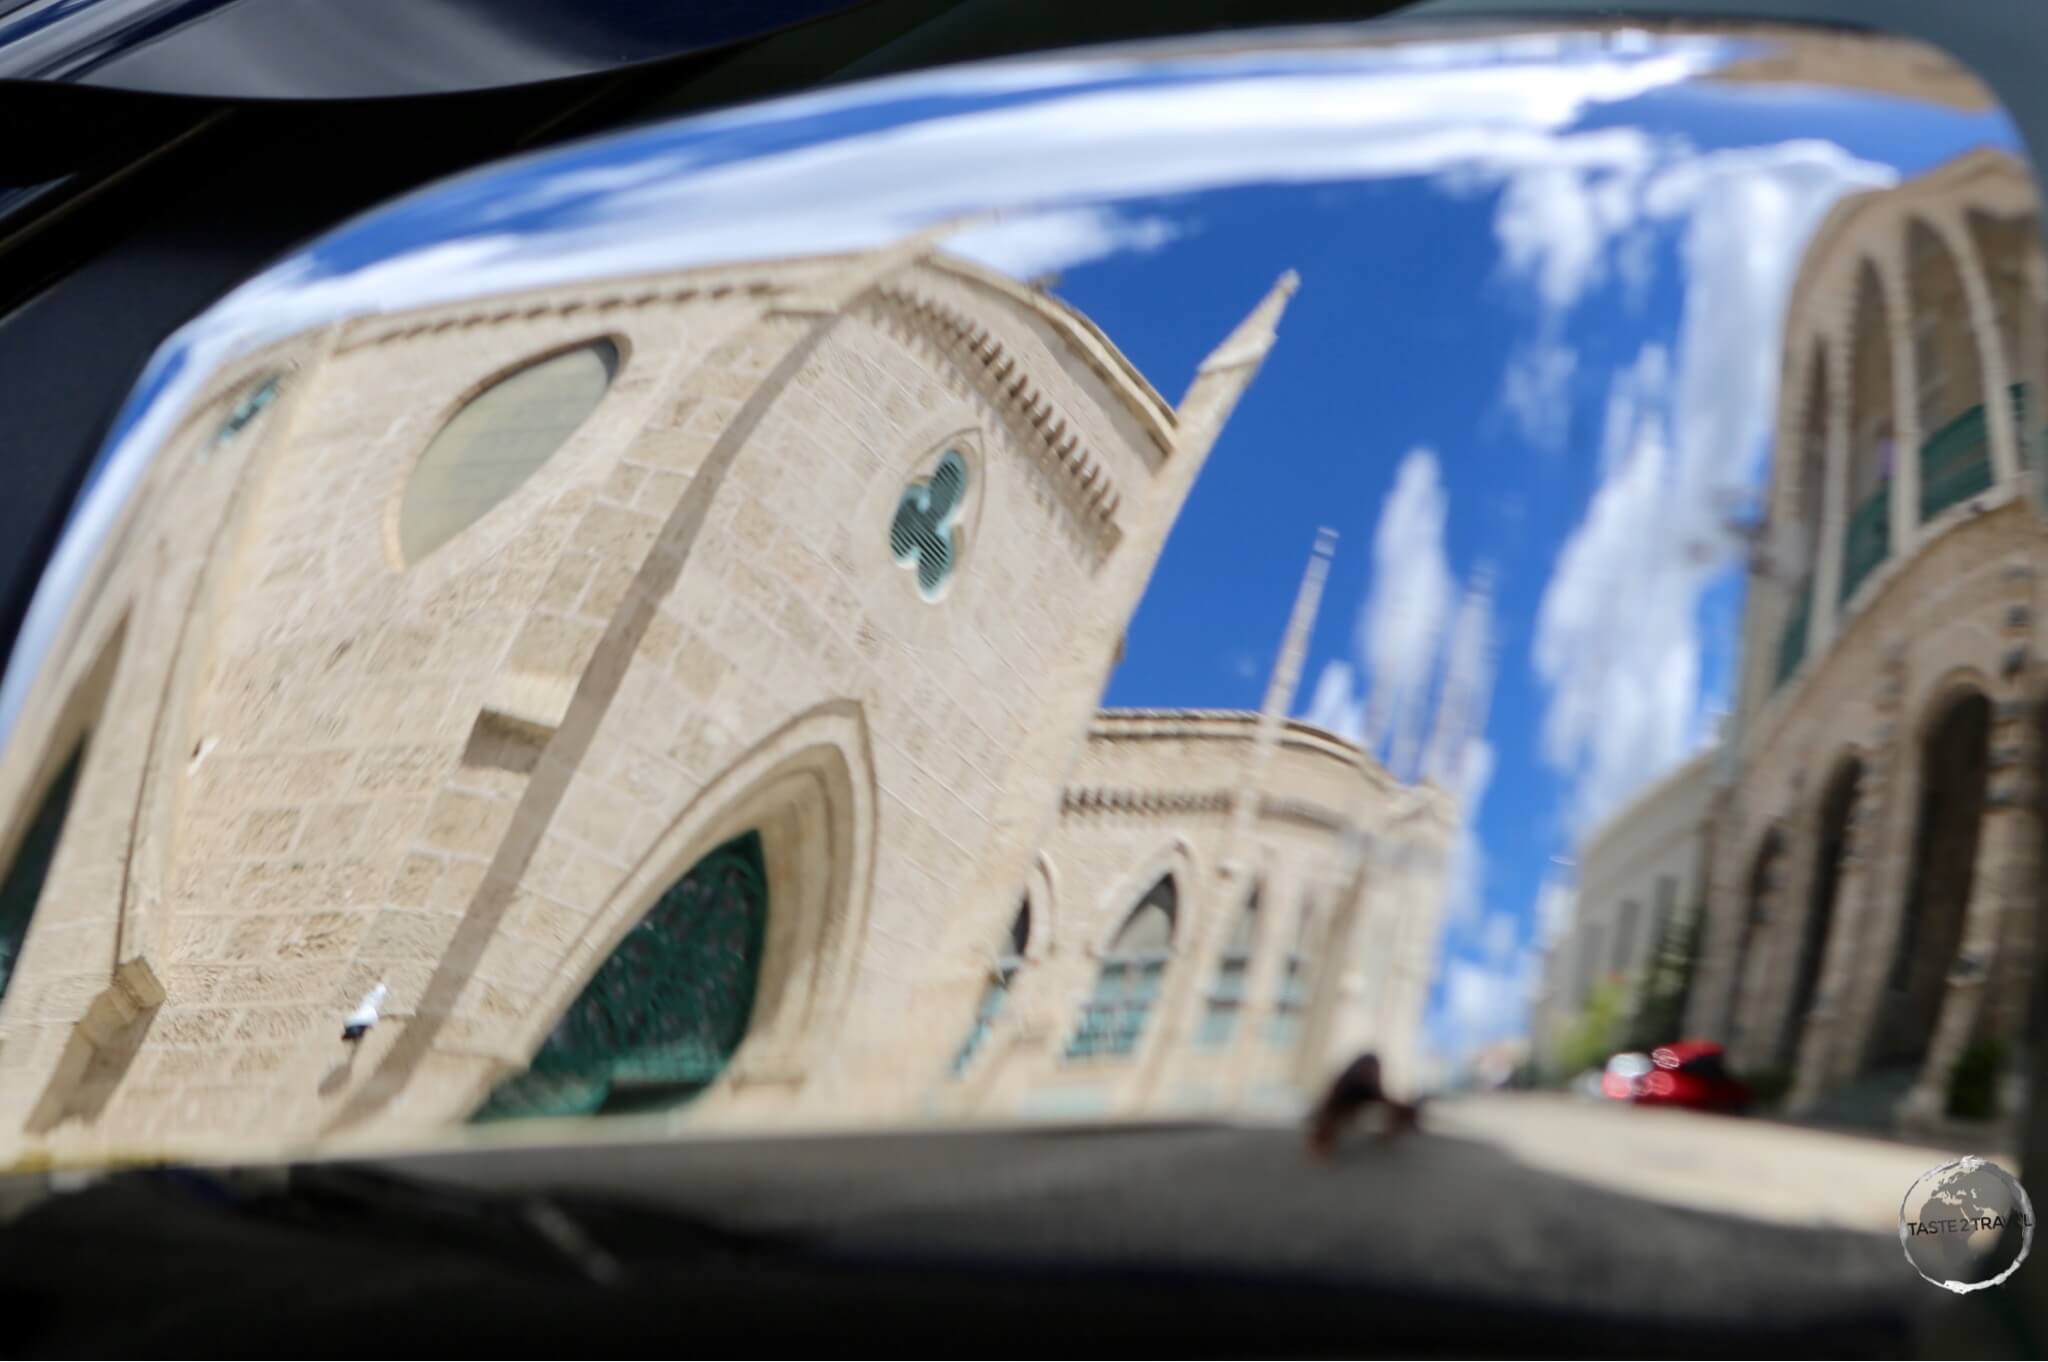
[1428,1092,2016,1234]
[7,1091,2037,1354]
[336,1091,2016,1331]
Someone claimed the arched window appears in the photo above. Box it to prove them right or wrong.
[1910,220,1994,521]
[1797,342,1829,569]
[1197,882,1260,1048]
[472,829,767,1122]
[1841,261,1893,603]
[949,897,1031,1076]
[1776,345,1827,688]
[1067,876,1175,1060]
[399,339,620,564]
[1267,894,1315,1048]
[1969,209,2032,388]
[1968,208,2045,470]
[0,741,86,1004]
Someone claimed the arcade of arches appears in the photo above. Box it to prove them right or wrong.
[1698,146,2048,1131]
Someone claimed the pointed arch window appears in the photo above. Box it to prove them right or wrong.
[1840,262,1894,603]
[473,829,767,1122]
[1067,876,1175,1060]
[950,897,1031,1076]
[400,339,620,564]
[1267,892,1315,1048]
[1198,882,1260,1048]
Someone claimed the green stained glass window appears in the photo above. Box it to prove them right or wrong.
[1198,886,1260,1049]
[1918,401,1994,522]
[1266,954,1310,1048]
[890,451,969,599]
[1067,877,1175,1060]
[1774,576,1812,690]
[472,830,768,1122]
[950,899,1030,1076]
[0,742,85,1004]
[1267,896,1314,1049]
[1838,482,1891,605]
[213,375,282,449]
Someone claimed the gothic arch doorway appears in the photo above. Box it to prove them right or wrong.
[473,830,770,1121]
[1727,829,1784,1050]
[1871,688,1991,1071]
[1776,757,1861,1071]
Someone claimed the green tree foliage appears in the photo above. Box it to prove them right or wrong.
[1948,1038,2005,1121]
[1557,977,1628,1079]
[1624,900,1703,1053]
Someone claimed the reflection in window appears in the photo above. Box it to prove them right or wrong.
[1198,884,1259,1048]
[0,742,86,1003]
[472,829,765,1122]
[1067,877,1175,1060]
[399,339,620,564]
[950,898,1031,1076]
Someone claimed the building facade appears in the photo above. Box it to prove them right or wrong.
[0,240,1452,1163]
[1689,146,2048,1127]
[942,709,1454,1122]
[1534,749,1715,1072]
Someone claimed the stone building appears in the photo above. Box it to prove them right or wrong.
[0,235,1452,1163]
[940,707,1455,1123]
[1689,146,2048,1128]
[1533,748,1715,1072]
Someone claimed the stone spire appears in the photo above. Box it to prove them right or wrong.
[1158,271,1301,516]
[1225,526,1340,865]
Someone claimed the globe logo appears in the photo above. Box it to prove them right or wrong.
[1898,1156,2034,1293]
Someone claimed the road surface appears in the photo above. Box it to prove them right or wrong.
[3,1091,2033,1354]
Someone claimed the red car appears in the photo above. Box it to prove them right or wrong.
[1631,1041,1753,1114]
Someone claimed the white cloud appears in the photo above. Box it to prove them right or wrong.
[1530,140,1897,832]
[1536,870,1578,946]
[1303,658,1367,743]
[1299,451,1456,764]
[1437,946,1542,1059]
[1362,449,1455,774]
[1533,369,1699,830]
[1477,144,1670,454]
[949,206,1181,279]
[1480,909,1518,966]
[1617,224,1657,307]
[1439,738,1495,933]
[1502,337,1578,449]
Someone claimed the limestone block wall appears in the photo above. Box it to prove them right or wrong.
[947,712,1446,1119]
[0,241,1286,1159]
